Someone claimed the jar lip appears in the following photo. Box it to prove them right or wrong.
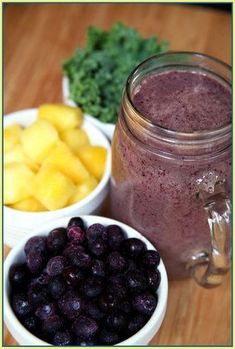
[125,51,231,141]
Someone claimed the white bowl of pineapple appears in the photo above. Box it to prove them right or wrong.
[4,104,111,248]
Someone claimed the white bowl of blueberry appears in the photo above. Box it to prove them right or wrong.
[4,216,168,345]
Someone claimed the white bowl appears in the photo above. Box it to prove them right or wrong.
[4,215,168,346]
[4,109,111,248]
[62,76,116,140]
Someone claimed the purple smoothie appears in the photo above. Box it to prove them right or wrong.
[111,69,231,279]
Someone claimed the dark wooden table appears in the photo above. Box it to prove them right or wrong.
[4,3,231,345]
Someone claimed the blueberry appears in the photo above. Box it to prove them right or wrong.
[91,259,106,278]
[126,258,138,272]
[62,267,84,286]
[72,315,99,339]
[53,330,73,346]
[80,277,104,298]
[141,250,160,269]
[76,337,96,346]
[127,314,146,334]
[48,277,66,299]
[9,263,29,287]
[86,223,107,242]
[85,301,105,321]
[23,314,39,333]
[88,239,107,257]
[30,273,50,286]
[27,284,48,307]
[26,251,45,274]
[24,236,47,256]
[35,302,57,320]
[99,292,118,313]
[107,224,125,250]
[67,225,85,244]
[63,243,84,258]
[42,315,64,334]
[146,269,161,291]
[106,251,126,273]
[68,217,85,230]
[106,311,127,332]
[132,292,157,316]
[70,249,92,270]
[99,328,119,345]
[107,276,127,300]
[47,256,66,276]
[12,293,32,317]
[46,228,67,254]
[125,270,147,293]
[122,238,146,258]
[119,300,132,314]
[58,291,83,320]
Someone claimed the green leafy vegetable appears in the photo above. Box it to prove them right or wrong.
[63,22,168,124]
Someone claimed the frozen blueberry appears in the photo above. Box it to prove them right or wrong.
[76,337,97,346]
[119,300,132,314]
[132,292,157,316]
[62,267,84,287]
[88,239,107,257]
[141,250,160,269]
[46,228,67,254]
[26,251,45,274]
[53,330,73,346]
[99,328,119,345]
[72,315,99,339]
[122,238,146,258]
[23,314,39,333]
[70,249,92,270]
[48,277,66,299]
[91,259,106,278]
[24,236,47,256]
[58,291,83,320]
[35,302,57,321]
[27,284,48,307]
[107,224,125,250]
[80,277,104,298]
[67,225,85,244]
[9,263,29,287]
[86,223,107,242]
[12,293,32,317]
[68,216,85,230]
[106,311,127,332]
[125,270,147,293]
[106,251,126,273]
[63,243,84,258]
[127,314,146,334]
[85,301,105,321]
[42,315,64,334]
[30,273,50,286]
[107,277,127,300]
[126,258,138,272]
[146,269,161,291]
[47,256,66,276]
[98,292,118,313]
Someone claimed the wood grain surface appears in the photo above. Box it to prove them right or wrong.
[3,3,231,346]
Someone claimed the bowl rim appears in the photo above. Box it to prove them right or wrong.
[4,108,111,217]
[4,215,168,346]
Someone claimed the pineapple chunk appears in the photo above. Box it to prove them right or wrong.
[4,144,39,172]
[21,120,59,163]
[43,142,90,184]
[77,146,107,181]
[38,104,83,132]
[60,128,90,153]
[4,124,22,153]
[11,197,47,212]
[4,163,35,204]
[31,164,76,210]
[69,176,98,205]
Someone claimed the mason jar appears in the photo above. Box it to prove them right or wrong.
[111,52,231,287]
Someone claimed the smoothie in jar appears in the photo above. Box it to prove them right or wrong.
[111,55,231,280]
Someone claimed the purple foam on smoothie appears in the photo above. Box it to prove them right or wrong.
[132,70,231,132]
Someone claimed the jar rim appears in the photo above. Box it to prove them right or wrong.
[125,51,231,142]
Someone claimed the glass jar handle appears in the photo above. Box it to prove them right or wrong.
[187,180,231,288]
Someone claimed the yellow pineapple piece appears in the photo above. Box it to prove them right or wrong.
[4,163,35,205]
[38,104,83,132]
[21,120,59,163]
[60,128,90,153]
[69,176,98,205]
[4,144,39,172]
[4,124,23,153]
[43,141,90,184]
[11,197,47,212]
[77,146,107,181]
[31,164,76,211]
